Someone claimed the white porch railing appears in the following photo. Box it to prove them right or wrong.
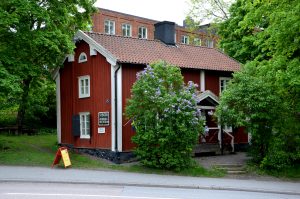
[218,128,235,153]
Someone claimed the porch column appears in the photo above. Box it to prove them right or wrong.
[200,70,205,92]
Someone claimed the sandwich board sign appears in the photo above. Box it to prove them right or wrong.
[52,147,71,168]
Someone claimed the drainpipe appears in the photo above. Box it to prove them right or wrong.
[114,65,121,152]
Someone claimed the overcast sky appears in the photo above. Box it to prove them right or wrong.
[94,0,191,26]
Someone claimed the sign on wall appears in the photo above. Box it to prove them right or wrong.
[98,112,109,126]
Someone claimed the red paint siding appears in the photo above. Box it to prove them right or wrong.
[60,61,74,145]
[181,69,200,87]
[61,45,247,151]
[121,64,145,151]
[60,41,112,149]
[205,70,232,96]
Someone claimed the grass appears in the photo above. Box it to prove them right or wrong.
[0,132,225,177]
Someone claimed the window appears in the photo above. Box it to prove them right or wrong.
[138,26,147,39]
[220,77,231,93]
[122,23,132,37]
[78,76,90,98]
[181,35,189,44]
[194,38,201,46]
[80,112,90,139]
[206,39,214,48]
[104,20,115,35]
[78,52,87,63]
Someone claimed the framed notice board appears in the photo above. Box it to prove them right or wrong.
[98,112,109,126]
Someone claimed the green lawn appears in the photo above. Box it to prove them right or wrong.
[0,132,224,177]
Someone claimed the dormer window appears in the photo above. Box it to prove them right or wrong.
[122,23,132,37]
[181,35,189,44]
[78,52,87,63]
[104,20,115,35]
[138,26,147,39]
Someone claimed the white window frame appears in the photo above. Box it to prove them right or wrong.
[122,23,132,37]
[104,20,115,35]
[181,35,189,44]
[80,112,90,139]
[78,52,87,63]
[194,37,201,46]
[138,26,147,39]
[206,39,214,48]
[78,75,90,98]
[219,77,231,94]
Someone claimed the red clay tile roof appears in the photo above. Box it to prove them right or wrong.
[86,32,240,72]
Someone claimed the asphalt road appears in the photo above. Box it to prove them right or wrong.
[0,182,299,199]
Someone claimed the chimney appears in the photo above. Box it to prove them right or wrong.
[154,21,175,45]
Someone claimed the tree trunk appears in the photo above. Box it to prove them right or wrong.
[16,77,32,135]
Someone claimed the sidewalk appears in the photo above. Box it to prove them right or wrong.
[0,166,299,195]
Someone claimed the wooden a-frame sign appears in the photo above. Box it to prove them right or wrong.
[52,147,71,168]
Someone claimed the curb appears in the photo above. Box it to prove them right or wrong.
[1,179,299,196]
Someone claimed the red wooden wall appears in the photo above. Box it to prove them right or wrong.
[121,64,145,151]
[60,42,247,150]
[60,41,112,149]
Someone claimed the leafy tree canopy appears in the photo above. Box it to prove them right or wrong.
[216,0,300,169]
[0,0,96,133]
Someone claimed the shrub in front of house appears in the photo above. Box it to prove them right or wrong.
[126,61,203,170]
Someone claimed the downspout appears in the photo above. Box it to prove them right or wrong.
[114,65,121,152]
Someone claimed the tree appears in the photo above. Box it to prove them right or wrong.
[0,0,96,133]
[188,0,234,24]
[125,62,203,170]
[216,0,300,169]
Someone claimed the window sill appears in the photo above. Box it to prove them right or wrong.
[80,136,90,139]
[79,95,90,99]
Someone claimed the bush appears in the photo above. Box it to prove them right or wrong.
[126,61,203,170]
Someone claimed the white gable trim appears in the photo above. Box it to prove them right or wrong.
[75,30,117,65]
[197,90,219,105]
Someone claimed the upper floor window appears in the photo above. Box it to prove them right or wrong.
[78,52,87,63]
[220,77,231,93]
[206,39,214,48]
[138,26,147,39]
[181,35,189,44]
[80,112,90,139]
[122,23,132,37]
[104,20,115,35]
[78,75,90,98]
[194,38,201,46]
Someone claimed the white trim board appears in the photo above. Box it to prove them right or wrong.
[55,73,61,144]
[75,30,117,66]
[197,90,219,105]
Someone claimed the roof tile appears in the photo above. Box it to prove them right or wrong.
[86,32,240,71]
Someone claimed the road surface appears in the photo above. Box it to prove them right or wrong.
[0,182,299,199]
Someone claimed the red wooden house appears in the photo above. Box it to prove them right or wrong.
[54,21,248,162]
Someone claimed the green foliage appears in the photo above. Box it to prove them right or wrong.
[126,61,203,170]
[0,0,96,131]
[217,0,300,170]
[24,77,57,128]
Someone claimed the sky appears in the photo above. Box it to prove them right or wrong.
[94,0,191,26]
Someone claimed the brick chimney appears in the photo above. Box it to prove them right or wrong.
[154,21,175,45]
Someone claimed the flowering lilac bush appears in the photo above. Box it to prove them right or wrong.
[126,61,203,170]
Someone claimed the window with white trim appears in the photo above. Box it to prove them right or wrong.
[80,112,90,139]
[194,37,201,46]
[104,20,115,35]
[78,52,87,63]
[220,77,231,93]
[206,39,214,48]
[78,76,90,98]
[122,23,132,37]
[181,35,189,44]
[138,26,147,39]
